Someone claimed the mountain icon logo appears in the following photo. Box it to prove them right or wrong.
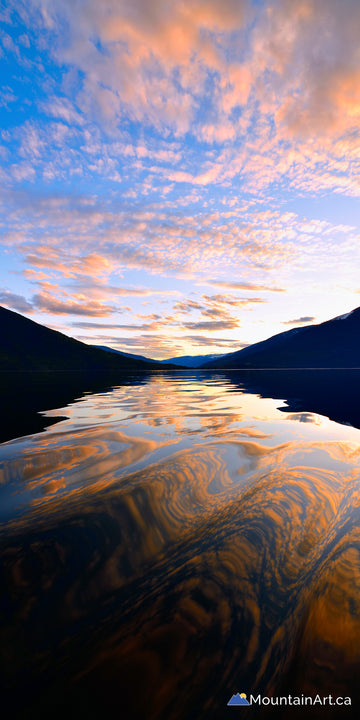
[227,692,250,706]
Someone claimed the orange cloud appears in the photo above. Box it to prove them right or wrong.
[255,0,360,140]
[28,0,249,136]
[209,281,286,292]
[32,291,115,317]
[4,0,360,206]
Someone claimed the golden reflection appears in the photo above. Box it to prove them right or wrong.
[0,426,173,508]
[2,374,360,718]
[2,433,360,717]
[277,542,360,713]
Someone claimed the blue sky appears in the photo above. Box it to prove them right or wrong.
[1,0,360,359]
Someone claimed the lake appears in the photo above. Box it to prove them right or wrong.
[1,369,360,719]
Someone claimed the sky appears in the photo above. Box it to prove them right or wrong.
[1,0,360,360]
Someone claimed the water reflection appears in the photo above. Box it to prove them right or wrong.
[0,370,155,444]
[2,368,360,444]
[216,368,360,431]
[1,372,360,718]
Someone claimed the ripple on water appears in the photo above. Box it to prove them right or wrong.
[1,432,360,718]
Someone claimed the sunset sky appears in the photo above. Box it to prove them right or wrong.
[1,0,360,359]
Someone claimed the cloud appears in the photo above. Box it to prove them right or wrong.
[25,0,248,135]
[202,294,266,306]
[4,0,360,205]
[71,322,127,330]
[40,97,84,125]
[185,335,244,348]
[2,188,300,282]
[182,320,240,331]
[73,332,186,356]
[24,250,113,279]
[3,0,360,354]
[0,290,34,313]
[32,291,115,316]
[73,320,161,331]
[172,293,258,328]
[173,300,204,314]
[11,162,36,181]
[17,0,360,147]
[73,331,242,357]
[63,276,178,299]
[261,0,360,139]
[0,87,17,108]
[209,280,286,292]
[282,316,315,325]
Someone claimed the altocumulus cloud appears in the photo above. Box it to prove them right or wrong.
[1,0,360,356]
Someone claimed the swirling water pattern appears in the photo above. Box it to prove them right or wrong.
[1,372,360,719]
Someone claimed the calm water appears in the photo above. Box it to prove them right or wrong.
[1,370,360,718]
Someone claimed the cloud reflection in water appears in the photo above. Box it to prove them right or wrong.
[1,373,360,718]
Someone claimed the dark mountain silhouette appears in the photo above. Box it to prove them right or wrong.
[203,368,360,430]
[0,371,155,443]
[0,306,167,372]
[202,308,360,369]
[93,344,158,364]
[159,353,224,367]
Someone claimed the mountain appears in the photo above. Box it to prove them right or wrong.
[202,308,360,369]
[93,345,158,364]
[0,306,165,372]
[93,347,225,368]
[159,353,224,368]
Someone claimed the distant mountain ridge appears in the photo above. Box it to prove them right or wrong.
[202,308,360,369]
[94,346,224,368]
[93,345,157,364]
[0,306,166,372]
[159,353,224,368]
